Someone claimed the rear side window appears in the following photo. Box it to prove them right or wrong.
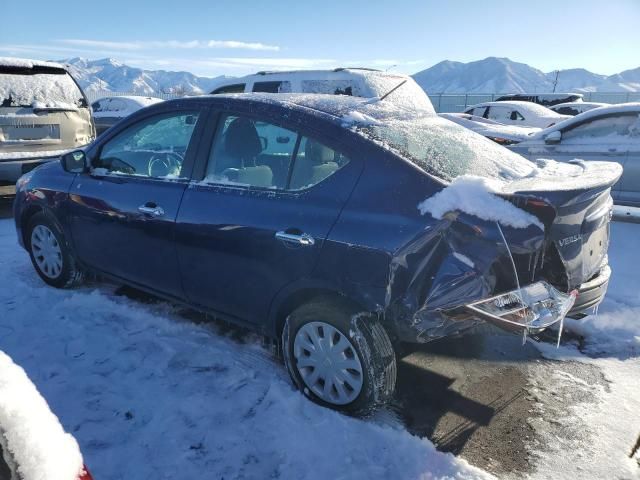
[211,84,246,94]
[203,113,350,190]
[301,80,361,96]
[252,81,292,93]
[289,136,349,190]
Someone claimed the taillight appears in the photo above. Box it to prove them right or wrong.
[78,465,93,480]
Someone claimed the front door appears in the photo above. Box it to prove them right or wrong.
[175,111,362,324]
[69,108,204,298]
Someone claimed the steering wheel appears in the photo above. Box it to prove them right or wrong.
[148,152,184,177]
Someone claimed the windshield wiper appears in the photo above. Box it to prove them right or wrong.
[378,79,408,102]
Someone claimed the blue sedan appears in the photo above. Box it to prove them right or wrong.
[13,93,619,412]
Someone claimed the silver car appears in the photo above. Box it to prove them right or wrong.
[0,58,94,196]
[508,103,640,207]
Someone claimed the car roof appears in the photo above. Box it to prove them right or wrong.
[551,101,608,108]
[209,69,409,89]
[163,92,433,124]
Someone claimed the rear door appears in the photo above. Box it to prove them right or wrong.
[69,106,205,299]
[175,108,362,325]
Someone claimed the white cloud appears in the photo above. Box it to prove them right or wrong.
[58,39,280,52]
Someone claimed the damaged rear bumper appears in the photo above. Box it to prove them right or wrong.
[399,266,610,343]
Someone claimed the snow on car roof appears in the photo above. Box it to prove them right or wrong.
[471,101,565,117]
[200,92,432,121]
[0,57,65,70]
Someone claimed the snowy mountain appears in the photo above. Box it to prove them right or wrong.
[412,57,640,94]
[59,57,228,95]
[59,56,640,96]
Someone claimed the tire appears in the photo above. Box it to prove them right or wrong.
[282,297,397,415]
[26,212,84,289]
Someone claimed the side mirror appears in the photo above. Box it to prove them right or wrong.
[544,130,562,145]
[61,150,88,173]
[259,136,268,150]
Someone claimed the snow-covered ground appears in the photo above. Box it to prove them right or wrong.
[0,215,638,479]
[0,217,490,480]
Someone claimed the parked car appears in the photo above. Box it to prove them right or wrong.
[209,68,435,112]
[13,93,619,412]
[508,103,640,207]
[0,57,94,196]
[0,351,92,480]
[92,95,164,136]
[495,92,584,106]
[549,101,608,116]
[464,101,570,128]
[439,112,540,144]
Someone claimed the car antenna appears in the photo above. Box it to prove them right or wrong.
[378,79,408,102]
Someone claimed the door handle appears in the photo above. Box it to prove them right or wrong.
[275,231,315,246]
[138,204,165,217]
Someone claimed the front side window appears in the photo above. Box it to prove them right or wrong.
[562,114,640,143]
[96,111,199,178]
[203,114,350,190]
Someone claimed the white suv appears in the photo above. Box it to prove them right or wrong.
[0,58,94,195]
[209,68,434,113]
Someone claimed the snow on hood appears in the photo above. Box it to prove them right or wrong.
[0,351,84,480]
[418,175,544,230]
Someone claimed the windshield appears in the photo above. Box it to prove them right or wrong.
[354,114,535,182]
[0,69,85,108]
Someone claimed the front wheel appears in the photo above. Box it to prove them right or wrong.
[282,298,397,414]
[27,212,84,289]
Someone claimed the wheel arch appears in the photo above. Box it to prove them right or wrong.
[267,281,381,340]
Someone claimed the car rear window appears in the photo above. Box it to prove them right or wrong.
[0,68,85,108]
[354,114,535,182]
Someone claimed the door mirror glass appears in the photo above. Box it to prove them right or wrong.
[60,150,87,173]
[544,130,562,144]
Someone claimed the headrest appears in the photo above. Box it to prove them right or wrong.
[224,117,263,161]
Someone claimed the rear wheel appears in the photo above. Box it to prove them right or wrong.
[27,213,84,288]
[282,298,397,414]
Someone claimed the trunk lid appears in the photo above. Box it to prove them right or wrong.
[502,160,621,290]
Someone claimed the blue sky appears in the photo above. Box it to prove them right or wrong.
[2,0,639,77]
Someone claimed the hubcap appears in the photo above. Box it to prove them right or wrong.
[30,225,63,279]
[293,321,363,405]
